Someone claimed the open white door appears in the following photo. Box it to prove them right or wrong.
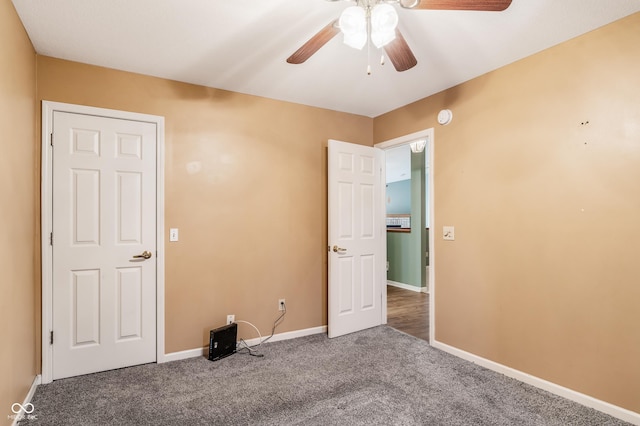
[328,139,386,338]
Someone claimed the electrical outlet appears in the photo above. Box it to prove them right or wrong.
[226,314,235,325]
[278,299,286,311]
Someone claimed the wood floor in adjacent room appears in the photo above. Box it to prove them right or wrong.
[386,285,429,341]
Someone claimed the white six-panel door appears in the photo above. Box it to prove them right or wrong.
[52,111,157,379]
[328,139,386,338]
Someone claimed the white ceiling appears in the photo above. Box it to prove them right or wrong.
[12,0,640,117]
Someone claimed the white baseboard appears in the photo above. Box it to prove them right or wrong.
[432,340,640,425]
[163,325,327,363]
[240,325,327,347]
[387,280,427,293]
[162,347,205,363]
[10,374,41,426]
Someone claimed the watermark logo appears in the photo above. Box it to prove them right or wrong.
[8,403,37,421]
[12,403,34,415]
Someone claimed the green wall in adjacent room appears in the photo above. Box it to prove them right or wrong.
[387,151,428,288]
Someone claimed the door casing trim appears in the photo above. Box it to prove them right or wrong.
[375,128,435,344]
[40,101,166,384]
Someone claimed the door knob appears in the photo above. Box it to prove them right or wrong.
[133,250,152,259]
[332,245,347,254]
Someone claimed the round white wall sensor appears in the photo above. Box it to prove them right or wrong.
[437,109,453,125]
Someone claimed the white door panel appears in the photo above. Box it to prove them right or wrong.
[328,139,385,338]
[52,111,157,379]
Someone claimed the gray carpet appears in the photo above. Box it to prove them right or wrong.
[23,326,629,425]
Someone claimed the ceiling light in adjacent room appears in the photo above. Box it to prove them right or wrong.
[410,139,427,153]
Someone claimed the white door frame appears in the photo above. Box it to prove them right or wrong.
[40,101,166,384]
[375,128,435,344]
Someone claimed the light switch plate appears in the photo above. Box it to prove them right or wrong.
[169,228,179,242]
[443,226,455,241]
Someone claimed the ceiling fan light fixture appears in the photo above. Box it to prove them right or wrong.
[370,3,398,48]
[339,6,367,50]
[398,0,420,9]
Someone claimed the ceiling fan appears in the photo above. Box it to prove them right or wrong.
[287,0,513,73]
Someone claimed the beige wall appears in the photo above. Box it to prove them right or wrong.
[36,56,373,354]
[375,13,640,413]
[0,1,37,423]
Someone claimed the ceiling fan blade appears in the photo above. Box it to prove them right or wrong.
[384,30,417,72]
[410,0,512,11]
[287,20,340,64]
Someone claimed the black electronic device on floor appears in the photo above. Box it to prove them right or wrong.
[208,323,237,361]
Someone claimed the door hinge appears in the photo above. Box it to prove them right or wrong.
[50,331,54,345]
[50,133,53,146]
[50,232,53,246]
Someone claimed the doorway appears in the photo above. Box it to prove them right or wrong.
[375,129,434,343]
[41,101,166,383]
